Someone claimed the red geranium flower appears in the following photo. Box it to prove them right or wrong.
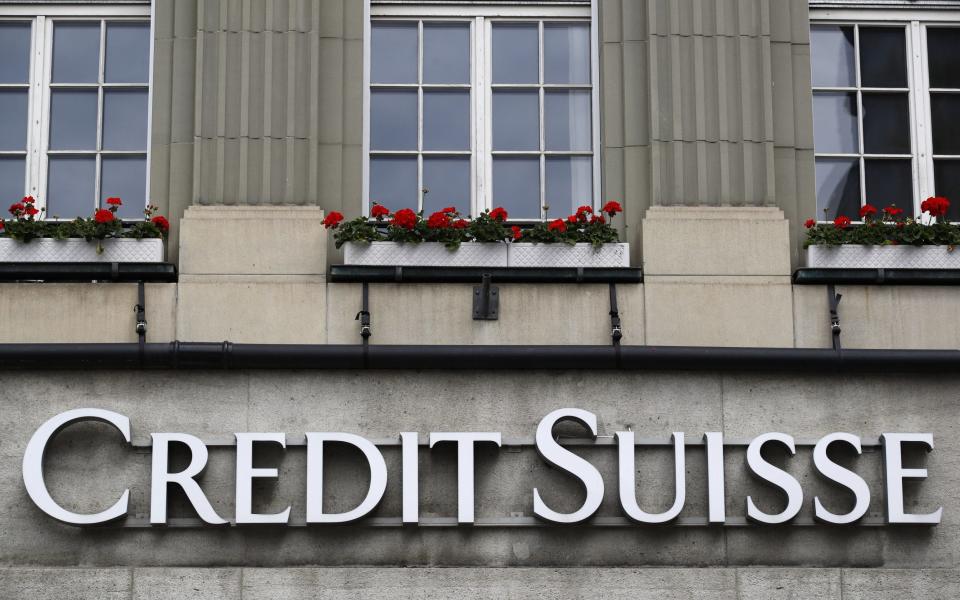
[9,203,24,216]
[106,197,122,206]
[547,219,567,233]
[391,208,418,230]
[151,215,170,233]
[322,211,344,229]
[489,207,508,222]
[921,196,950,218]
[833,215,851,230]
[590,214,606,224]
[0,221,5,230]
[575,205,593,220]
[94,209,114,224]
[601,200,623,216]
[804,218,816,229]
[452,219,468,229]
[370,203,390,219]
[22,195,35,204]
[511,225,522,240]
[426,211,451,229]
[566,214,578,224]
[859,204,878,218]
[883,205,904,217]
[24,206,39,216]
[440,206,457,214]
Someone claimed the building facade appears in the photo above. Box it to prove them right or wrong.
[1,0,960,597]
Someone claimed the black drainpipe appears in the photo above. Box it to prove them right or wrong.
[0,342,957,371]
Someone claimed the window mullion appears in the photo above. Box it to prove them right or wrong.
[913,21,935,210]
[417,19,424,212]
[473,15,484,215]
[854,25,867,209]
[538,20,545,221]
[27,16,45,201]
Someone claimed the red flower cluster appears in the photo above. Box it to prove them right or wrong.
[151,215,170,233]
[859,204,878,218]
[106,197,122,206]
[547,219,567,233]
[452,219,468,229]
[590,214,606,225]
[921,196,951,218]
[426,210,452,229]
[884,205,904,217]
[94,209,114,224]
[489,207,508,222]
[8,202,24,217]
[804,218,816,229]
[601,200,623,216]
[833,215,851,229]
[371,203,390,219]
[511,225,522,240]
[575,205,593,220]
[391,208,418,230]
[322,211,344,228]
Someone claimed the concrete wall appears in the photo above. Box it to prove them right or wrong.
[1,370,958,595]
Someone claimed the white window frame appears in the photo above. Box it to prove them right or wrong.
[810,8,960,220]
[363,1,600,220]
[0,3,153,220]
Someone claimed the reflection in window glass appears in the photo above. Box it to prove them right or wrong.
[47,157,96,218]
[492,23,539,84]
[371,23,418,84]
[812,93,858,154]
[0,158,25,203]
[859,27,907,88]
[0,22,31,84]
[493,157,540,219]
[370,90,418,151]
[101,156,147,218]
[52,22,100,83]
[930,94,960,156]
[864,159,913,218]
[49,90,99,150]
[423,91,470,151]
[815,158,860,220]
[934,160,960,221]
[546,157,592,215]
[103,89,149,151]
[105,22,150,83]
[493,91,539,151]
[370,156,417,211]
[927,28,960,89]
[862,93,910,155]
[810,25,855,87]
[544,23,590,84]
[0,90,29,151]
[423,157,470,214]
[545,90,592,152]
[423,23,470,84]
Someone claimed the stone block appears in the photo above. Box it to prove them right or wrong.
[0,568,129,599]
[642,206,791,276]
[178,206,326,275]
[644,276,794,347]
[736,568,841,599]
[842,568,960,599]
[176,277,326,343]
[132,568,241,600]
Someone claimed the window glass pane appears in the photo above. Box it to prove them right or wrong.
[815,158,860,220]
[105,22,150,83]
[0,90,29,151]
[927,28,960,89]
[0,22,32,84]
[47,156,95,218]
[423,23,470,84]
[930,94,960,155]
[934,159,960,221]
[812,92,858,153]
[103,89,149,151]
[0,157,26,203]
[370,156,417,211]
[371,22,418,84]
[545,90,591,151]
[492,91,539,151]
[423,157,470,214]
[546,156,592,215]
[492,157,540,219]
[423,90,470,151]
[49,90,99,150]
[492,24,538,84]
[101,156,146,219]
[544,23,590,85]
[370,90,418,151]
[862,93,910,154]
[859,27,907,88]
[864,159,913,217]
[52,22,101,84]
[810,25,855,88]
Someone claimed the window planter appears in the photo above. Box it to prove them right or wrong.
[806,245,960,269]
[343,241,508,267]
[0,238,164,263]
[508,243,630,268]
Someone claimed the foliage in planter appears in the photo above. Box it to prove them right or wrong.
[1,196,170,250]
[324,201,623,249]
[803,198,960,248]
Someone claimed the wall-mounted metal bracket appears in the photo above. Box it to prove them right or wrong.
[827,283,842,351]
[355,282,372,341]
[609,283,623,345]
[134,281,147,340]
[473,274,499,320]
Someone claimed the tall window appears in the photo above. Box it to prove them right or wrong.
[365,2,598,219]
[810,10,960,221]
[0,6,151,220]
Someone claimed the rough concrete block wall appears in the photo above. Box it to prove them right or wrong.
[601,0,814,264]
[149,0,359,262]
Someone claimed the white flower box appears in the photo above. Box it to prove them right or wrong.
[806,245,960,269]
[508,243,630,268]
[343,241,508,267]
[0,238,164,263]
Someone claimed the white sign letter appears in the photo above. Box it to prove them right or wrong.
[23,408,131,525]
[616,431,685,523]
[429,432,502,524]
[151,433,227,525]
[881,433,942,524]
[401,432,419,525]
[746,432,803,524]
[235,432,290,525]
[813,432,870,524]
[704,432,726,524]
[306,433,387,524]
[533,408,604,524]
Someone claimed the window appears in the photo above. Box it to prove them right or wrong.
[364,2,599,219]
[0,5,151,220]
[810,9,960,222]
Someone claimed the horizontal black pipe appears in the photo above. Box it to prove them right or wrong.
[0,262,177,283]
[0,342,958,371]
[794,268,960,285]
[329,265,643,284]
